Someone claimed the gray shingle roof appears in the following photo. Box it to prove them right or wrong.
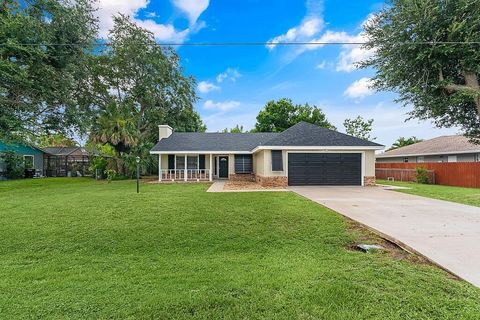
[261,122,383,147]
[377,135,480,158]
[43,147,88,156]
[150,132,277,152]
[150,122,383,153]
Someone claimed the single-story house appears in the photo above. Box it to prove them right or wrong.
[43,147,91,177]
[376,135,480,163]
[0,140,46,177]
[150,122,384,187]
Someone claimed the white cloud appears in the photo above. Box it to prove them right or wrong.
[197,81,220,93]
[266,4,375,70]
[216,68,241,83]
[344,77,374,99]
[316,61,327,69]
[267,17,324,50]
[172,0,209,26]
[95,0,208,42]
[267,0,324,50]
[204,100,240,112]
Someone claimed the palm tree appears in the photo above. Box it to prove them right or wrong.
[90,103,138,174]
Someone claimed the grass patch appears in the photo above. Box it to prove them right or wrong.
[378,180,480,207]
[0,178,479,319]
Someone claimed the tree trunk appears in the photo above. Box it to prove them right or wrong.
[440,69,480,115]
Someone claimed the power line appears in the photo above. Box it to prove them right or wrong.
[1,41,480,47]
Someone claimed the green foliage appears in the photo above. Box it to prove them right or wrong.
[415,167,431,184]
[222,124,244,133]
[254,98,336,132]
[85,15,205,175]
[378,179,480,207]
[0,179,479,318]
[343,116,375,140]
[388,136,423,151]
[105,169,117,183]
[362,0,480,141]
[34,133,78,148]
[89,156,108,179]
[0,0,98,141]
[0,151,24,178]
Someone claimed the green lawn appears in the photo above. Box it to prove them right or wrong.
[1,179,479,319]
[378,180,480,207]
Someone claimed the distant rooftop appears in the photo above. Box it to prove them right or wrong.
[43,147,88,156]
[377,135,480,158]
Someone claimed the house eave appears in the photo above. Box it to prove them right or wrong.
[376,149,480,158]
[251,145,384,153]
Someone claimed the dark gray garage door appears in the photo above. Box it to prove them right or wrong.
[288,153,362,186]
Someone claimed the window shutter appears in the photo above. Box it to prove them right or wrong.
[168,155,175,169]
[271,150,283,171]
[199,154,205,169]
[234,154,253,173]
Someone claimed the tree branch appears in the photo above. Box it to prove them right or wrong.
[440,69,480,114]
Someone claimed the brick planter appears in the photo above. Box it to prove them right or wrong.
[256,175,288,188]
[229,173,256,182]
[364,176,376,186]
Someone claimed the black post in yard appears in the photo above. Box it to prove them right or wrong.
[136,156,140,193]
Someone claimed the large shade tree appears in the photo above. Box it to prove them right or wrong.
[0,0,98,141]
[85,15,205,173]
[362,0,480,141]
[254,98,336,132]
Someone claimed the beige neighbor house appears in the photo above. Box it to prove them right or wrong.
[376,135,480,163]
[150,122,384,187]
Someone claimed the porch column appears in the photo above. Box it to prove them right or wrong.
[184,154,187,181]
[158,154,162,181]
[209,154,213,181]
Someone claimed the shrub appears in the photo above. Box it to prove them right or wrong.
[105,169,117,183]
[89,156,108,179]
[415,167,430,184]
[0,151,25,179]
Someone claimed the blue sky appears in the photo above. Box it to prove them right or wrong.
[95,0,460,147]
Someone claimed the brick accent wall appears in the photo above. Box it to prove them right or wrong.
[364,176,376,186]
[256,175,288,188]
[229,173,256,182]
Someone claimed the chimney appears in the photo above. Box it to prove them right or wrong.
[158,125,173,141]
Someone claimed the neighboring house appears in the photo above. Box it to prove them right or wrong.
[43,147,91,177]
[0,141,45,176]
[376,135,480,163]
[150,122,384,187]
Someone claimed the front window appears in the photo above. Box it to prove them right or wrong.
[187,156,198,169]
[24,155,34,169]
[176,156,185,170]
[175,155,199,170]
[235,154,253,173]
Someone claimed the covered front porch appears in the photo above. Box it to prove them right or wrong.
[157,153,233,182]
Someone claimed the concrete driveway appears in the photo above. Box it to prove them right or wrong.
[289,186,480,287]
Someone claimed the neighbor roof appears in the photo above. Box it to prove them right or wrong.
[377,135,480,158]
[150,122,383,153]
[0,141,45,155]
[43,147,88,156]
